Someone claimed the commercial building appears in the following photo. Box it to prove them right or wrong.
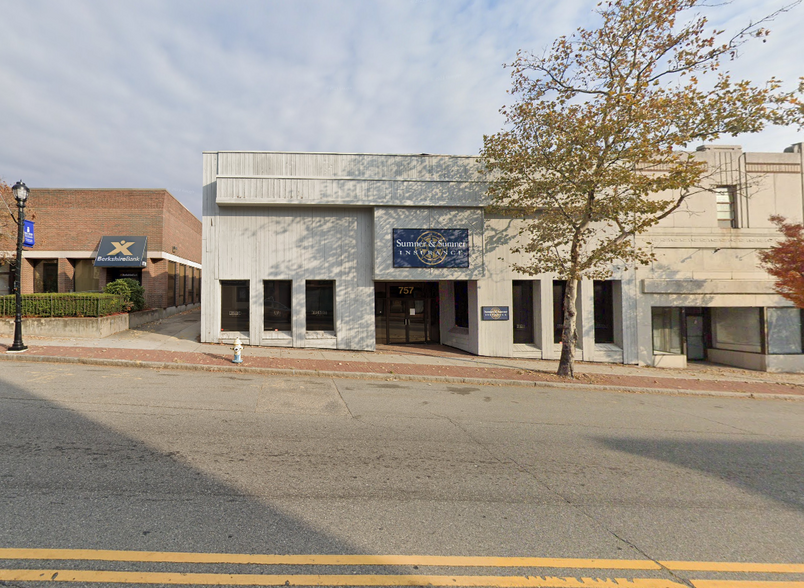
[201,145,804,372]
[0,189,202,309]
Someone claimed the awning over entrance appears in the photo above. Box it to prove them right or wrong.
[94,236,148,267]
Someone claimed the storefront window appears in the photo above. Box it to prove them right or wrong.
[34,260,58,293]
[0,261,11,295]
[188,267,195,302]
[454,281,468,328]
[594,280,615,343]
[306,280,334,331]
[553,280,566,343]
[107,268,142,284]
[512,280,534,344]
[652,307,683,354]
[711,307,762,353]
[74,259,100,292]
[766,307,803,354]
[178,264,186,306]
[264,280,292,331]
[167,261,176,306]
[220,280,249,332]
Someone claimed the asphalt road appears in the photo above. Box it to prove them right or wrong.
[0,361,802,587]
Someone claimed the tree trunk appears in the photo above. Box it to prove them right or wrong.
[556,278,579,378]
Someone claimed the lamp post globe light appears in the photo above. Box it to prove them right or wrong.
[8,180,29,353]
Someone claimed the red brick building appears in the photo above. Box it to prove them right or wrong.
[0,189,201,309]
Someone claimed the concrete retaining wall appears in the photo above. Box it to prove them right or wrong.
[1,303,199,339]
[129,303,199,328]
[0,313,130,338]
[708,347,804,373]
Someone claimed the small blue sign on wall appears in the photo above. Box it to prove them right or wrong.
[393,228,469,268]
[482,306,510,321]
[23,220,34,247]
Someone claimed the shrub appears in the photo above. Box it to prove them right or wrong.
[104,279,146,312]
[103,280,132,311]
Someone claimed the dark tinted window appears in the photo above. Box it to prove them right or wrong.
[306,280,334,331]
[594,280,614,343]
[264,280,292,331]
[454,281,468,328]
[512,280,534,344]
[221,280,249,332]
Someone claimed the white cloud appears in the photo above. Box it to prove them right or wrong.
[0,0,801,218]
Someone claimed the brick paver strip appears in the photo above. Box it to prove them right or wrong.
[3,344,803,397]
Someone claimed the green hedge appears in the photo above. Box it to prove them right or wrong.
[0,293,126,317]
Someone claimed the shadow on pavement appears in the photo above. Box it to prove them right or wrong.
[595,436,804,512]
[0,365,354,559]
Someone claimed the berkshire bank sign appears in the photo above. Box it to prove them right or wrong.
[94,236,148,267]
[393,229,469,268]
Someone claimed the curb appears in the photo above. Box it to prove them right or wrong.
[3,352,803,401]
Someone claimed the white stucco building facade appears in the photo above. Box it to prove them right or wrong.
[201,144,804,372]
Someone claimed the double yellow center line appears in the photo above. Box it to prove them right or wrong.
[0,548,802,587]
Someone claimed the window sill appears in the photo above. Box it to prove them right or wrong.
[262,330,292,340]
[305,331,337,339]
[513,343,540,351]
[220,331,249,344]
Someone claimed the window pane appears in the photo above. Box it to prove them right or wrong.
[553,280,566,344]
[221,280,249,332]
[512,280,534,344]
[167,261,176,306]
[711,307,761,352]
[74,259,100,292]
[34,260,58,293]
[178,264,186,305]
[594,280,614,343]
[715,186,736,228]
[651,307,683,354]
[264,280,292,331]
[0,262,10,295]
[454,281,468,328]
[188,267,195,301]
[306,280,334,331]
[767,307,803,354]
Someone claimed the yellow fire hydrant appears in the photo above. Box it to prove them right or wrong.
[232,337,243,364]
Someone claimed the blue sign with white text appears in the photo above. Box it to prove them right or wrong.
[23,220,34,247]
[393,229,469,268]
[94,236,148,267]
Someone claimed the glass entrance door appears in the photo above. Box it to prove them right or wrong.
[388,298,408,343]
[407,299,426,343]
[376,283,438,345]
[387,299,427,343]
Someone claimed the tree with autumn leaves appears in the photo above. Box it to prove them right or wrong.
[0,178,19,262]
[481,0,804,377]
[758,216,804,308]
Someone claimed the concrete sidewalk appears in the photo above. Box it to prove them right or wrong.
[3,307,804,400]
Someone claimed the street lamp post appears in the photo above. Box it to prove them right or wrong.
[8,180,29,353]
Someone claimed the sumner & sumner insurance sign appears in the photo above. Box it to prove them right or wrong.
[393,229,469,268]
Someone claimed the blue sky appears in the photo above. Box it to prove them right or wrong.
[1,0,802,219]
